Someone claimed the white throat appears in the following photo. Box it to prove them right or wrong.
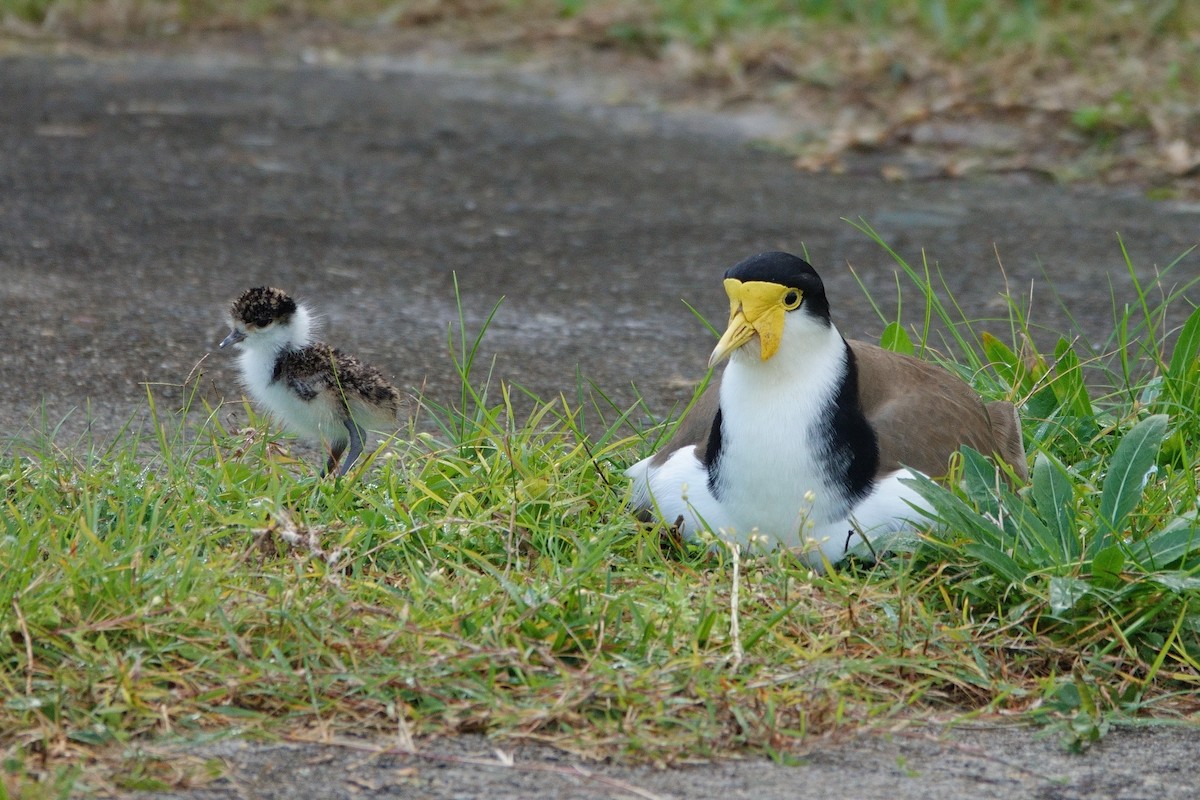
[235,304,315,390]
[279,304,315,351]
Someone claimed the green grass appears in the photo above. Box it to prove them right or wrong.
[8,0,1195,60]
[593,0,1189,53]
[4,233,1200,794]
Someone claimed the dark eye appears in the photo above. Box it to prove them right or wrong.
[783,290,802,310]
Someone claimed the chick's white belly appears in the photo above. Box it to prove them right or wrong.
[252,380,346,445]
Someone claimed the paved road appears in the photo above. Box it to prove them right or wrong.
[1,49,1198,799]
[2,50,1197,446]
[153,725,1200,800]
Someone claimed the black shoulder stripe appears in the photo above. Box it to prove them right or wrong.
[825,343,878,503]
[704,406,724,500]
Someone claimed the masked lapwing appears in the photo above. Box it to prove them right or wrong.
[220,286,404,477]
[626,251,1027,566]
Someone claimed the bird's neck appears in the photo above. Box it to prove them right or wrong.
[724,322,848,406]
[261,305,315,355]
[288,305,315,349]
[237,305,317,388]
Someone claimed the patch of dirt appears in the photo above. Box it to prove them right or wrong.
[59,726,1200,800]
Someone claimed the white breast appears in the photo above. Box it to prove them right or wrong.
[236,344,345,446]
[710,322,852,546]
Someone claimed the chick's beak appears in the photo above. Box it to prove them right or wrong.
[708,279,788,367]
[220,328,246,349]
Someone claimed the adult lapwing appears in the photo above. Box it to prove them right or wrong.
[627,251,1026,566]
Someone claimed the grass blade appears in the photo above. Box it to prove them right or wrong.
[1164,305,1200,411]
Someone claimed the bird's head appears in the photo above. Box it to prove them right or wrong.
[708,252,831,368]
[220,286,311,351]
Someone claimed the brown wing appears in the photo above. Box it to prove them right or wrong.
[850,340,1027,482]
[277,344,404,426]
[328,347,404,415]
[648,377,722,467]
[275,346,339,403]
[985,399,1029,482]
[646,340,1028,483]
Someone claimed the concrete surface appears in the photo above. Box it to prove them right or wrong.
[1,49,1199,799]
[2,51,1197,447]
[151,725,1200,800]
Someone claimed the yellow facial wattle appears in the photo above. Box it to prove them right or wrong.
[708,279,803,367]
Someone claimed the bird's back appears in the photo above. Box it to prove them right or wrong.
[851,341,1027,482]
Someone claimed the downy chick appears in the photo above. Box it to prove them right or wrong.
[220,286,403,476]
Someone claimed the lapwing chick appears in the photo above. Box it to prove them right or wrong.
[219,286,403,477]
[627,251,1027,567]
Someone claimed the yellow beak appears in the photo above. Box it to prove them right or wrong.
[708,279,795,367]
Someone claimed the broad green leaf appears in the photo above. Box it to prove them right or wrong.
[1160,428,1190,469]
[1128,526,1200,569]
[1138,375,1163,407]
[1031,452,1079,560]
[906,472,1007,544]
[962,543,1027,585]
[1149,572,1200,593]
[1026,386,1061,421]
[1006,494,1060,564]
[981,332,1023,391]
[960,446,1001,518]
[69,729,116,745]
[1091,545,1126,588]
[1049,576,1092,614]
[880,321,915,355]
[955,449,1067,565]
[844,529,923,563]
[1098,414,1168,540]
